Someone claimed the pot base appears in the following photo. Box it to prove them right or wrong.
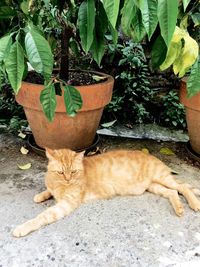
[186,141,200,163]
[27,133,100,157]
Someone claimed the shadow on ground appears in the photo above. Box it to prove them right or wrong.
[0,133,200,267]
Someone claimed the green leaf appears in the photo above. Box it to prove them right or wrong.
[137,0,158,40]
[0,6,16,18]
[121,0,136,37]
[121,1,146,42]
[90,2,107,65]
[151,35,167,68]
[0,35,12,63]
[25,27,53,79]
[63,85,82,117]
[157,0,178,47]
[191,13,200,27]
[187,60,200,97]
[20,0,30,14]
[101,0,120,29]
[109,22,118,45]
[40,83,57,122]
[78,0,95,53]
[183,0,191,11]
[5,42,24,93]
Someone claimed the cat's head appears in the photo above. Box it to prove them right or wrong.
[46,148,85,181]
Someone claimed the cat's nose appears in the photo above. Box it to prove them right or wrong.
[64,174,71,181]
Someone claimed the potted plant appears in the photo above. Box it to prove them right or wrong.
[0,0,198,151]
[152,0,200,154]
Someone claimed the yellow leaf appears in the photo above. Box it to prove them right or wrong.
[160,26,199,77]
[160,148,175,156]
[173,30,199,77]
[17,163,32,170]
[18,131,26,139]
[20,146,29,155]
[141,148,149,154]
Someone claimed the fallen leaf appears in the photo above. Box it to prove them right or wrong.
[92,75,107,82]
[18,131,26,139]
[20,146,29,155]
[17,163,32,170]
[160,148,175,155]
[141,148,149,154]
[101,120,117,128]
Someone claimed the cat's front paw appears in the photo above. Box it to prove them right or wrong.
[13,223,31,238]
[34,194,44,203]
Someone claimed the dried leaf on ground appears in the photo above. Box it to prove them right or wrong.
[101,120,116,128]
[18,131,26,139]
[160,148,175,155]
[20,146,29,155]
[17,163,32,170]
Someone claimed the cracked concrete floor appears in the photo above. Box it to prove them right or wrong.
[0,133,200,267]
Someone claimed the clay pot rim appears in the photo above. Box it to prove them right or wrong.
[22,69,114,89]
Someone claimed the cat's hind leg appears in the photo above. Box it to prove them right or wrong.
[154,175,200,212]
[147,183,184,216]
[13,200,78,237]
[34,190,52,203]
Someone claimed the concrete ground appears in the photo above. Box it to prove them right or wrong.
[0,133,200,267]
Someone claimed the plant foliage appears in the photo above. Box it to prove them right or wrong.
[0,0,199,122]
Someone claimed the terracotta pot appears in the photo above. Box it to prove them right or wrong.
[16,70,114,150]
[180,78,200,154]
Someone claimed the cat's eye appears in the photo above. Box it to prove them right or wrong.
[57,171,64,175]
[71,170,77,174]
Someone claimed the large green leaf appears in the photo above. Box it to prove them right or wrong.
[0,6,16,18]
[157,0,178,47]
[90,2,108,65]
[78,0,95,53]
[0,35,12,63]
[137,0,158,40]
[25,27,53,79]
[121,1,146,42]
[101,0,120,29]
[63,85,82,117]
[187,60,200,97]
[5,42,24,93]
[183,0,191,11]
[151,35,167,68]
[121,0,136,37]
[40,83,57,122]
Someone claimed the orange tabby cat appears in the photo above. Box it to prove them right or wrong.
[13,148,200,237]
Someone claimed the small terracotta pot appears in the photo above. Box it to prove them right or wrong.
[16,70,114,150]
[180,78,200,154]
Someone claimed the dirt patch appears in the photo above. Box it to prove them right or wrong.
[24,71,107,86]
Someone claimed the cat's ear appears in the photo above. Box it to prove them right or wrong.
[75,151,85,162]
[45,148,55,160]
